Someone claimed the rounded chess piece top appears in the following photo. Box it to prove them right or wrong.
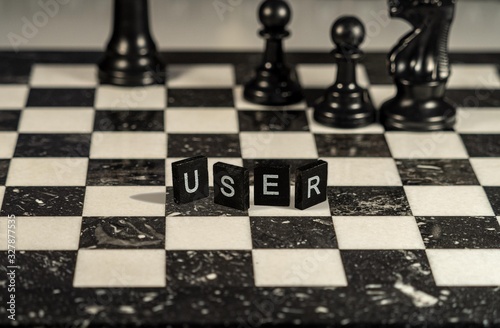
[331,16,365,50]
[259,0,291,30]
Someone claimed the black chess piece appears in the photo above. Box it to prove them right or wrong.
[313,16,375,129]
[244,0,303,106]
[98,0,165,86]
[380,0,457,131]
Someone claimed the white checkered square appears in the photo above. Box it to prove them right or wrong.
[404,186,494,216]
[427,249,500,286]
[90,132,167,159]
[470,158,500,186]
[0,216,81,250]
[0,132,18,158]
[240,132,318,159]
[0,85,28,109]
[30,64,98,87]
[333,216,424,250]
[165,108,238,133]
[455,109,500,133]
[448,64,500,89]
[95,85,166,110]
[7,158,88,186]
[74,249,166,287]
[385,132,468,159]
[324,158,402,186]
[165,217,252,250]
[19,108,94,133]
[167,64,235,88]
[83,186,166,216]
[252,249,347,287]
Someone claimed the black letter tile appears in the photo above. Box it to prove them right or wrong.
[213,162,249,211]
[254,164,290,207]
[171,156,209,204]
[295,160,328,210]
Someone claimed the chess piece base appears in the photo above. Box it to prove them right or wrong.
[244,67,303,106]
[313,88,376,129]
[380,82,456,131]
[98,54,166,86]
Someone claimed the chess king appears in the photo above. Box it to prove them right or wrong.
[380,0,457,131]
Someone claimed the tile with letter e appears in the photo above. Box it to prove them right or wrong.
[254,164,290,207]
[295,160,328,210]
[213,162,249,211]
[172,156,209,204]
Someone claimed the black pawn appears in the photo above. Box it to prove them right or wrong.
[244,0,303,106]
[98,0,165,86]
[313,16,375,128]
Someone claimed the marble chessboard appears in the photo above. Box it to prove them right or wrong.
[0,51,500,327]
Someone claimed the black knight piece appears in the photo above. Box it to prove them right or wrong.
[244,0,304,106]
[380,0,457,131]
[98,0,165,86]
[314,16,375,128]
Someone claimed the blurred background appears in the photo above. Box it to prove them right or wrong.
[0,0,499,51]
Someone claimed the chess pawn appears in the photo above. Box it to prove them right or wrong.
[380,0,457,131]
[244,0,304,106]
[98,0,165,86]
[313,16,375,128]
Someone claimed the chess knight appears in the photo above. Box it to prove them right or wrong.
[380,0,457,131]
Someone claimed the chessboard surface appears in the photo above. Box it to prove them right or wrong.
[0,51,500,327]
